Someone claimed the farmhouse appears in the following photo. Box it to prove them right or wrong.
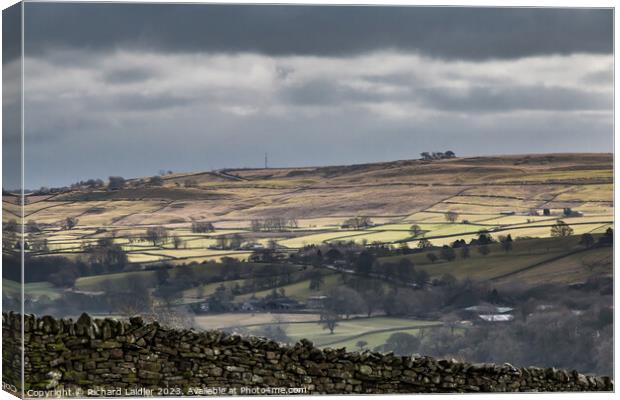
[478,314,514,322]
[464,304,514,314]
[463,303,515,324]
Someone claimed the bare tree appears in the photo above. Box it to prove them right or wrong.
[146,226,169,246]
[410,224,423,237]
[319,310,339,334]
[172,235,185,249]
[191,221,214,233]
[64,217,78,230]
[445,211,459,223]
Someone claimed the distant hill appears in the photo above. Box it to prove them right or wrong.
[48,153,612,221]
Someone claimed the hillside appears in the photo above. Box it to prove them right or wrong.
[2,153,613,372]
[4,153,612,268]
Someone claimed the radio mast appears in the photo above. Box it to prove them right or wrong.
[264,153,268,169]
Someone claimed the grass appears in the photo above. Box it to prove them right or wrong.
[247,317,441,347]
[330,230,414,244]
[74,270,158,291]
[493,246,612,286]
[404,212,499,223]
[428,202,533,215]
[479,215,559,225]
[492,223,611,239]
[181,278,247,301]
[421,223,494,236]
[554,184,613,202]
[499,169,612,183]
[3,279,64,300]
[401,222,611,250]
[330,327,429,351]
[448,195,541,208]
[278,231,368,248]
[235,273,341,302]
[383,235,611,284]
[73,262,301,292]
[194,313,322,330]
[126,253,169,263]
[405,234,480,248]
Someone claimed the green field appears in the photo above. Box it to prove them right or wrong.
[277,231,368,248]
[246,316,442,348]
[235,273,341,302]
[7,153,613,346]
[383,234,611,284]
[4,279,64,300]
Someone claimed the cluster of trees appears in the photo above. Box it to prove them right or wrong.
[106,176,126,190]
[417,231,498,263]
[34,178,105,194]
[123,226,192,250]
[341,216,373,230]
[145,226,170,246]
[375,332,421,355]
[314,269,612,378]
[378,258,430,287]
[444,211,459,223]
[417,304,611,376]
[251,217,299,232]
[315,272,507,335]
[3,237,129,287]
[191,221,215,233]
[420,151,456,161]
[148,176,165,186]
[70,178,105,190]
[215,233,244,250]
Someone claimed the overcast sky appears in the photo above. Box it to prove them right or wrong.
[3,4,614,189]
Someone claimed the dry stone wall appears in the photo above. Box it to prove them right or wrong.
[2,313,613,396]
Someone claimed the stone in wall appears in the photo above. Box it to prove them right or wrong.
[1,312,613,397]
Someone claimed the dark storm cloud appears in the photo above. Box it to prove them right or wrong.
[22,3,612,62]
[2,3,22,190]
[2,3,21,65]
[13,4,614,189]
[281,79,611,112]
